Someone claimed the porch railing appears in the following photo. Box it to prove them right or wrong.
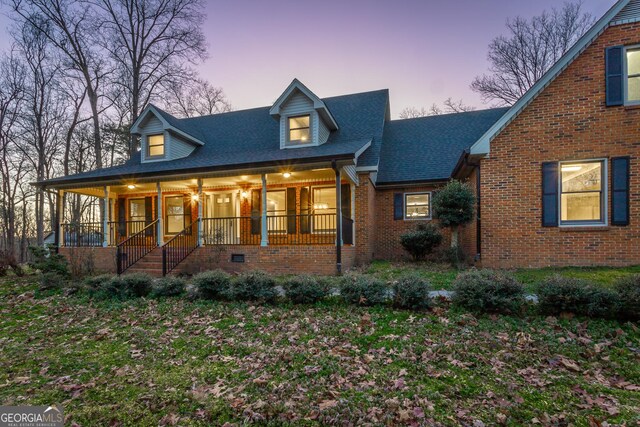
[163,219,199,276]
[62,222,104,247]
[201,214,354,245]
[117,220,158,274]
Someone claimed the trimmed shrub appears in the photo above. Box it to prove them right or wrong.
[537,276,619,318]
[452,270,525,315]
[284,275,329,304]
[89,273,153,300]
[38,271,67,292]
[229,271,278,303]
[392,274,432,310]
[615,274,640,320]
[83,274,115,290]
[400,224,443,261]
[151,276,186,298]
[341,275,388,306]
[192,270,232,300]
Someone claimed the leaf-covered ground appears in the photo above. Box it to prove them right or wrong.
[1,277,639,426]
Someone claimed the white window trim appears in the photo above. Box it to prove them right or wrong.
[311,185,337,234]
[558,158,608,227]
[164,194,189,236]
[285,114,313,147]
[266,189,287,234]
[144,133,167,161]
[404,191,432,221]
[623,44,640,106]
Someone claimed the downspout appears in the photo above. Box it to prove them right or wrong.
[332,160,342,275]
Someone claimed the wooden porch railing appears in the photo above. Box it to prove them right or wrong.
[116,220,158,274]
[162,219,199,276]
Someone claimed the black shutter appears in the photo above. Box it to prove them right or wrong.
[611,156,630,226]
[287,187,296,234]
[606,46,624,107]
[393,193,404,220]
[251,189,261,235]
[300,187,311,234]
[144,196,154,236]
[117,198,126,237]
[341,184,351,218]
[542,162,559,227]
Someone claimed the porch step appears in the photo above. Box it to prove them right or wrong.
[122,247,164,277]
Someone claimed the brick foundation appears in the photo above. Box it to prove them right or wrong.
[59,247,118,274]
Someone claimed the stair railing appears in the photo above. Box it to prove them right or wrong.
[162,219,199,276]
[116,220,159,275]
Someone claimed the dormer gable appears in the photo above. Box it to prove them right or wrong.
[131,104,204,163]
[269,79,338,149]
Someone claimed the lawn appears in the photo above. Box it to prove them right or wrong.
[1,276,639,426]
[363,260,640,291]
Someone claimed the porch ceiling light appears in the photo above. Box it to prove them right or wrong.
[127,184,136,189]
[282,172,292,178]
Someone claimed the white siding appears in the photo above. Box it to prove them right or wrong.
[168,132,196,159]
[613,0,640,25]
[318,119,330,144]
[139,112,196,162]
[279,89,331,148]
[143,115,163,134]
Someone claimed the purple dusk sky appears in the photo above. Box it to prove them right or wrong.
[0,0,615,117]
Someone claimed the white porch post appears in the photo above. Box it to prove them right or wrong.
[156,182,163,246]
[102,186,110,247]
[197,178,203,246]
[56,189,65,248]
[260,173,268,246]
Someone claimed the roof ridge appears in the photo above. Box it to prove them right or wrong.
[388,106,510,123]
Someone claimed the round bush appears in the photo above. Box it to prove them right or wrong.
[452,269,525,315]
[284,275,329,304]
[192,270,231,300]
[230,271,278,303]
[400,224,443,261]
[615,274,640,320]
[537,276,619,318]
[92,273,153,300]
[392,274,432,310]
[151,276,186,298]
[341,275,388,306]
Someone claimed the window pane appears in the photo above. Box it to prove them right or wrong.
[165,197,185,233]
[561,162,602,192]
[167,215,184,234]
[148,134,164,156]
[289,128,310,142]
[129,199,146,221]
[267,191,286,214]
[166,197,184,215]
[628,76,640,102]
[312,187,336,214]
[561,192,601,221]
[289,115,309,129]
[405,194,430,218]
[627,49,640,75]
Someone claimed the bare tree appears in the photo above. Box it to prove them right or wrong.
[471,1,594,105]
[399,98,475,119]
[93,0,208,154]
[164,78,232,118]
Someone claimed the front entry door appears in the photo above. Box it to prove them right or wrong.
[204,192,237,244]
[164,195,190,240]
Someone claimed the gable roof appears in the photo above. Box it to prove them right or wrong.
[377,108,509,185]
[470,0,633,156]
[39,89,389,187]
[130,104,206,146]
[269,79,339,130]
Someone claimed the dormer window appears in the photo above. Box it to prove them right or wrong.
[147,134,165,158]
[288,115,310,144]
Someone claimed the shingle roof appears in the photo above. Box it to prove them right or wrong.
[376,108,509,184]
[40,89,389,187]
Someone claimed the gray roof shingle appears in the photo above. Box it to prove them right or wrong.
[376,108,509,184]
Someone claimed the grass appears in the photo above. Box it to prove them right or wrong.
[0,275,639,426]
[363,260,640,291]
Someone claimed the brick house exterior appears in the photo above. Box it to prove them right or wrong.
[37,0,640,275]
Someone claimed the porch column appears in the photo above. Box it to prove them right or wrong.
[56,189,65,249]
[197,178,203,246]
[334,162,343,274]
[102,186,110,247]
[261,173,268,246]
[156,182,163,246]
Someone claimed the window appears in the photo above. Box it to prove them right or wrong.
[404,193,431,220]
[288,115,310,144]
[560,160,605,225]
[266,190,286,232]
[147,134,165,157]
[165,196,188,234]
[626,47,640,104]
[129,198,146,222]
[312,187,337,232]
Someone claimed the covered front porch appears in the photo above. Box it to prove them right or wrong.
[55,165,356,275]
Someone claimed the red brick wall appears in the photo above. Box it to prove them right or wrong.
[459,168,480,263]
[354,173,376,264]
[480,22,640,268]
[175,245,354,276]
[59,247,117,274]
[373,185,449,260]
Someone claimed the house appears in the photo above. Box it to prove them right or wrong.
[36,0,640,275]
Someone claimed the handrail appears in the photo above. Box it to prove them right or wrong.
[116,219,158,274]
[162,219,199,276]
